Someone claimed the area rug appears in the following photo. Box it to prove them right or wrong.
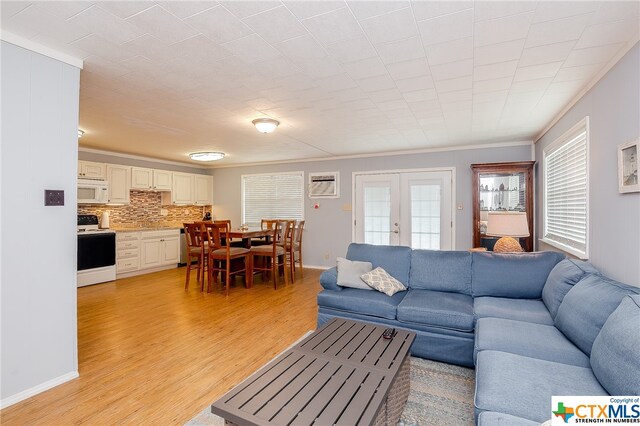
[185,356,475,426]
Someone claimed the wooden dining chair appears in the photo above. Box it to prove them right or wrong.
[206,222,251,296]
[250,221,289,289]
[183,222,208,291]
[275,220,295,283]
[292,220,305,279]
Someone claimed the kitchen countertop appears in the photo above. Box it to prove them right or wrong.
[109,225,183,232]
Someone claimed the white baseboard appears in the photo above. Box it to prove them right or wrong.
[0,370,79,410]
[302,265,330,270]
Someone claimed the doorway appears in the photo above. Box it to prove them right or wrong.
[353,169,455,250]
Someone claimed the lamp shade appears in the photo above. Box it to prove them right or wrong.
[486,212,529,237]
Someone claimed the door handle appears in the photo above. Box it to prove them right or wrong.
[392,230,399,234]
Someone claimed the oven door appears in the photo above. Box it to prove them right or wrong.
[78,233,116,271]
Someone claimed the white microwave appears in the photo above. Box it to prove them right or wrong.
[78,179,109,204]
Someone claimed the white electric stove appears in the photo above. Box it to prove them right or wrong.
[77,214,116,287]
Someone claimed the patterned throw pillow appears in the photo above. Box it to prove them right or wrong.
[360,267,407,296]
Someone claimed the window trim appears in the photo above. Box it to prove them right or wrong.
[241,171,305,226]
[541,116,590,259]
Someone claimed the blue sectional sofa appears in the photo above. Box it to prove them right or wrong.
[317,243,640,424]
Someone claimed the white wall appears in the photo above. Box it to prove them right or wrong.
[535,43,640,286]
[78,150,212,175]
[1,42,81,406]
[213,143,531,267]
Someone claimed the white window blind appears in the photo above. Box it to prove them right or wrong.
[242,172,304,227]
[543,118,589,259]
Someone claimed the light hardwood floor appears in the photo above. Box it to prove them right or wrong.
[1,267,323,425]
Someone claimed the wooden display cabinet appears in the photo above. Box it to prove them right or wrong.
[471,161,535,252]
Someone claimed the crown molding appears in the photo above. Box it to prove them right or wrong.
[78,147,209,169]
[211,140,534,169]
[1,31,83,69]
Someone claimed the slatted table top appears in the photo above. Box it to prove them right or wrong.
[211,318,416,426]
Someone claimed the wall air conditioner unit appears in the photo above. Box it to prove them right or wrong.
[308,172,339,198]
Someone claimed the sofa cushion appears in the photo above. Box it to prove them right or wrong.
[316,288,406,320]
[475,351,608,423]
[474,297,554,325]
[477,412,539,426]
[397,290,474,332]
[471,251,564,298]
[409,250,472,294]
[590,295,640,395]
[360,267,406,296]
[475,318,591,367]
[336,257,372,290]
[346,243,412,286]
[542,259,599,319]
[555,274,640,355]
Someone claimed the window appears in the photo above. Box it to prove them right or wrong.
[242,172,304,227]
[543,117,589,259]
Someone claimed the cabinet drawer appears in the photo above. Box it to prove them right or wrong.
[117,241,139,250]
[117,232,139,242]
[117,258,139,272]
[117,249,138,259]
[140,229,179,240]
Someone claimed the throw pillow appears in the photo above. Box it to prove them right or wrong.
[361,267,406,296]
[336,257,373,290]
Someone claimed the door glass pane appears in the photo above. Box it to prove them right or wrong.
[410,184,440,249]
[364,186,390,245]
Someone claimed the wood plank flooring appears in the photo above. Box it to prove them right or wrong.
[1,267,323,425]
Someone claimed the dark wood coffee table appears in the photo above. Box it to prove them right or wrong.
[211,318,416,426]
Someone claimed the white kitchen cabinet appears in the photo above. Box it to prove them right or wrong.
[116,232,140,274]
[131,167,153,189]
[131,167,173,191]
[140,230,180,269]
[153,169,172,191]
[171,172,194,204]
[107,164,131,204]
[78,160,106,179]
[194,175,213,205]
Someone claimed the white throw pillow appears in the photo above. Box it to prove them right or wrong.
[360,267,407,296]
[336,257,373,290]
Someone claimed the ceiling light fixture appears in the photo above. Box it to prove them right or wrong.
[189,152,226,162]
[252,118,279,133]
[78,129,85,138]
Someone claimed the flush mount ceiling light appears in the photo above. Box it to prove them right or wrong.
[189,152,225,162]
[252,118,279,133]
[78,129,85,138]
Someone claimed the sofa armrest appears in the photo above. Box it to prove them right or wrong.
[320,267,342,291]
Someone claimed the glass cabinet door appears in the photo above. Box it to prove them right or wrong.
[471,162,535,251]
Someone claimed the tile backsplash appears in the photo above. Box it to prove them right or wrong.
[78,191,211,227]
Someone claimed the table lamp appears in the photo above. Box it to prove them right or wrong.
[486,212,529,252]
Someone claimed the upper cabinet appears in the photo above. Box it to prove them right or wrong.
[194,175,213,206]
[79,159,212,206]
[471,161,535,252]
[107,164,131,204]
[171,172,194,205]
[78,161,106,180]
[131,167,172,191]
[153,170,172,191]
[131,167,153,189]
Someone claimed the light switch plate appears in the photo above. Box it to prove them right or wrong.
[45,190,64,206]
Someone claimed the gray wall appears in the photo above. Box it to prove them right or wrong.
[78,150,211,175]
[1,42,80,405]
[535,43,640,287]
[213,144,531,267]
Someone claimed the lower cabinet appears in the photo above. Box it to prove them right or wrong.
[117,229,179,277]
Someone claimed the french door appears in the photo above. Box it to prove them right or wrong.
[354,170,454,250]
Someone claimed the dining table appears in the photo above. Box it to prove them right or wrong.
[221,227,271,248]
